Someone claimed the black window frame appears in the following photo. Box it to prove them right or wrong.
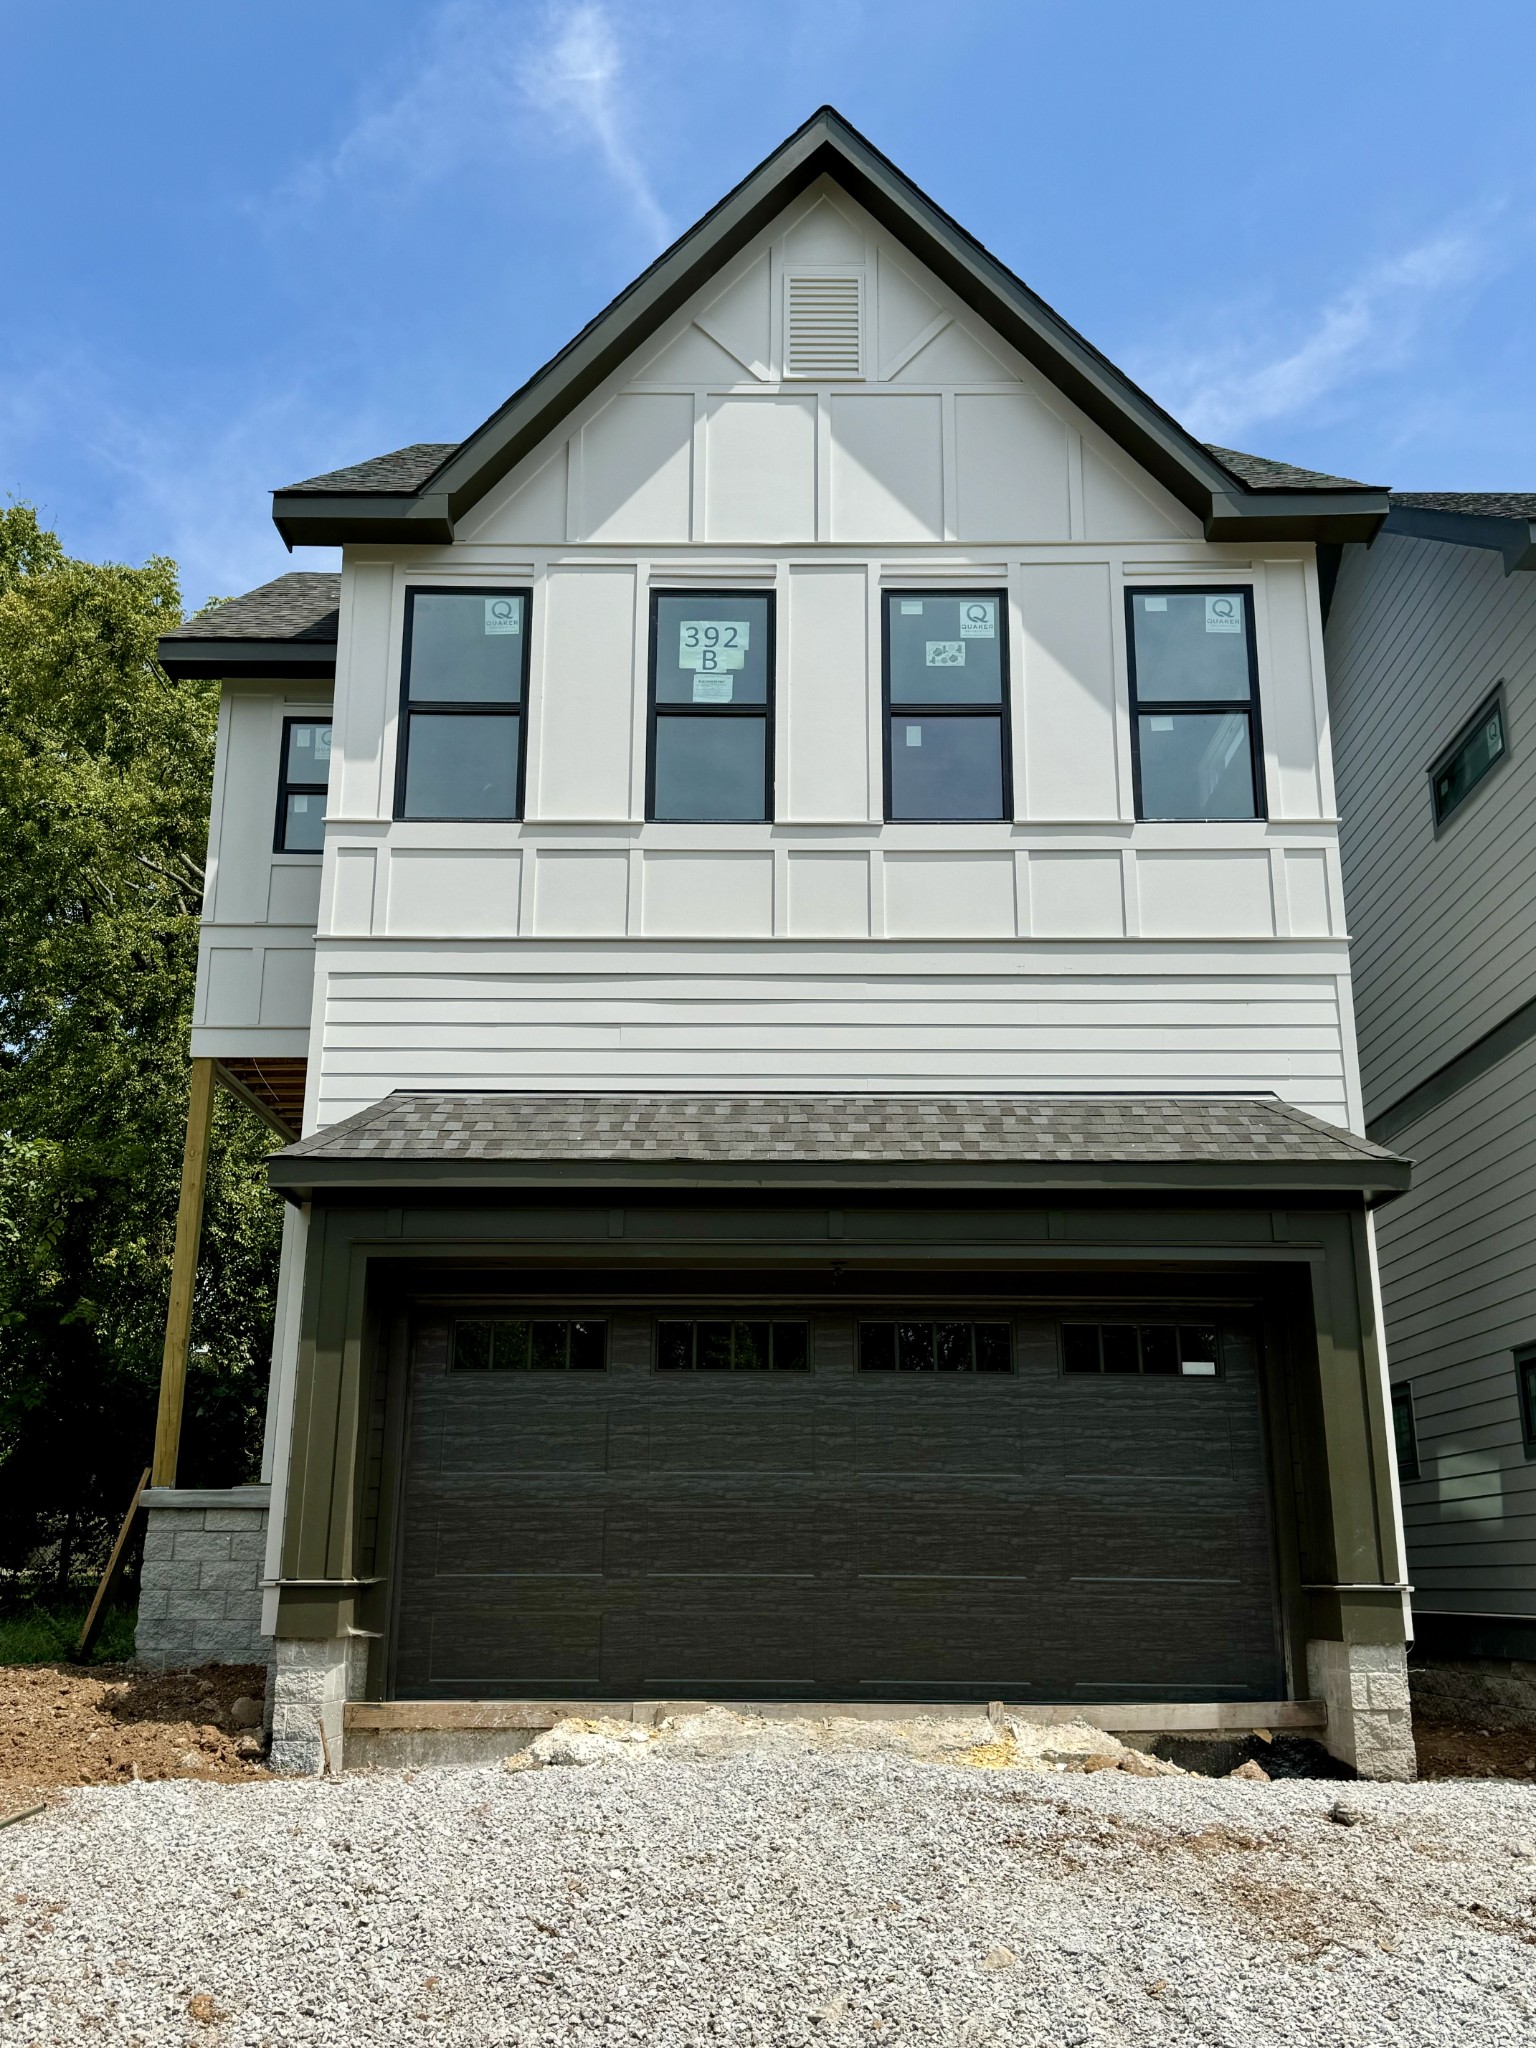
[857,1317,1014,1374]
[652,1317,809,1372]
[1429,687,1508,833]
[881,588,1013,823]
[1125,585,1268,823]
[448,1313,608,1373]
[393,584,532,823]
[273,714,333,854]
[1391,1381,1421,1482]
[646,587,776,824]
[1516,1345,1536,1461]
[1058,1320,1223,1378]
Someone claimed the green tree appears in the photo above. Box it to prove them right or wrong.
[0,504,282,1582]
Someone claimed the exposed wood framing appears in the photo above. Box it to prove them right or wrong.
[215,1056,305,1142]
[75,1466,151,1658]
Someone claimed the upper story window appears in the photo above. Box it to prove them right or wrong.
[275,717,332,852]
[396,587,530,820]
[1126,588,1264,821]
[1430,690,1506,830]
[883,591,1011,822]
[648,591,774,822]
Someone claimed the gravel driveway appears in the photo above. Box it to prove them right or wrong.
[3,1750,1536,2046]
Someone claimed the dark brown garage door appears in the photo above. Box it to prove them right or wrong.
[390,1307,1284,1701]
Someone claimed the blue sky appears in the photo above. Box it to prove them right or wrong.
[3,0,1534,609]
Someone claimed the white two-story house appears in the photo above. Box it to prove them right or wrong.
[151,110,1414,1776]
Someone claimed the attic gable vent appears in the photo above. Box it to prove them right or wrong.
[784,273,863,379]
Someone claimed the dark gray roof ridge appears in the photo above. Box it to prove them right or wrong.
[163,571,341,643]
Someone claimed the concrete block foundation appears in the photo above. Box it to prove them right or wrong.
[134,1486,271,1670]
[269,1635,370,1775]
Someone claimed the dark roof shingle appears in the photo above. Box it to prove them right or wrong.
[162,572,341,644]
[282,444,457,495]
[271,1090,1405,1196]
[1205,445,1380,492]
[1391,491,1536,520]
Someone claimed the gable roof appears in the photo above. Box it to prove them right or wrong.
[1385,492,1536,574]
[271,108,1388,551]
[157,572,340,681]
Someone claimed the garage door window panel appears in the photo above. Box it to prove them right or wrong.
[1061,1322,1221,1377]
[859,1320,1012,1372]
[656,1320,809,1371]
[450,1317,607,1372]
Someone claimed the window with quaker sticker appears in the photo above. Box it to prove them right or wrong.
[1126,588,1265,821]
[396,587,530,820]
[883,591,1010,821]
[648,591,775,822]
[275,717,332,852]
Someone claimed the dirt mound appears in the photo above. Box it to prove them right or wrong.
[0,1662,271,1795]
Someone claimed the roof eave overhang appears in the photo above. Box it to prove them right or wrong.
[269,110,1384,552]
[268,1155,1410,1204]
[1205,491,1389,544]
[271,492,453,550]
[157,637,338,683]
[1384,505,1536,574]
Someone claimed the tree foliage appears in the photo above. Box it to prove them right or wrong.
[0,505,282,1580]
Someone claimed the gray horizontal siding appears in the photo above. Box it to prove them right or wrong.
[1375,1030,1536,1616]
[1327,530,1536,1119]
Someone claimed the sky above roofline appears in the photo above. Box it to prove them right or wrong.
[3,1,1533,605]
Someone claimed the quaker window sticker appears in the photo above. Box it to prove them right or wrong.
[484,595,522,635]
[1205,594,1242,634]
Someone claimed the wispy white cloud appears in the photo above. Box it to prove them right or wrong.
[1138,219,1499,444]
[281,1,667,247]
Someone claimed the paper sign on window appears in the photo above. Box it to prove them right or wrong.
[1142,596,1168,612]
[692,677,733,703]
[925,642,964,667]
[905,725,922,746]
[678,620,750,671]
[900,599,924,615]
[959,600,995,638]
[485,597,521,635]
[1205,595,1242,634]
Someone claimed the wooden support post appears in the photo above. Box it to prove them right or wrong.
[151,1057,217,1489]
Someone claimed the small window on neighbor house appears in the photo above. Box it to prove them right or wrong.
[655,1320,809,1371]
[884,592,1011,821]
[858,1321,1012,1373]
[396,588,530,820]
[648,591,774,822]
[1127,589,1264,821]
[1391,1382,1421,1481]
[1430,691,1507,829]
[275,717,332,852]
[1061,1323,1220,1376]
[450,1317,606,1371]
[1516,1347,1536,1461]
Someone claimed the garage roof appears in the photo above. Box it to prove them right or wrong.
[269,1091,1408,1200]
[157,571,341,682]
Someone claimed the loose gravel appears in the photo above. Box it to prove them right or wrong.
[3,1745,1536,2045]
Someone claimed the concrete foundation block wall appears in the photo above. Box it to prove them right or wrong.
[134,1487,271,1670]
[269,1636,368,1775]
[1410,1657,1536,1730]
[1307,1638,1417,1780]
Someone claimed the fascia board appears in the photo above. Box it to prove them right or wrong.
[1205,491,1390,543]
[1385,505,1536,574]
[269,109,1378,550]
[272,492,453,550]
[268,1155,1410,1202]
[157,639,338,682]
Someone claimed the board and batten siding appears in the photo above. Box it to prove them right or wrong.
[191,680,330,1062]
[1328,530,1536,1121]
[1327,527,1536,1622]
[189,176,1361,1143]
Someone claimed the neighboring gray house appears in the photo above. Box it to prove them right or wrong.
[1326,494,1536,1666]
